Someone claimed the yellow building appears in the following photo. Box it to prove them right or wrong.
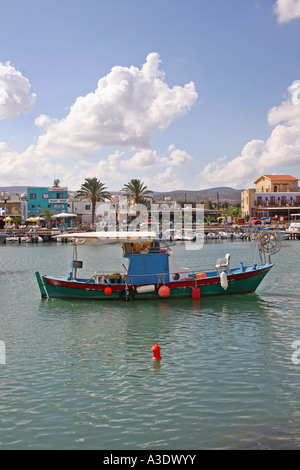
[254,175,299,193]
[241,175,300,222]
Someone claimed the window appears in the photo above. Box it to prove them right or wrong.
[30,193,36,199]
[56,193,63,199]
[85,205,90,210]
[42,193,49,199]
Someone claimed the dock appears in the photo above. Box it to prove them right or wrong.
[1,225,299,243]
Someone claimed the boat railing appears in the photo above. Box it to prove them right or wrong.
[88,264,222,286]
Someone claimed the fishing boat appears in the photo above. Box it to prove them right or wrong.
[35,229,282,301]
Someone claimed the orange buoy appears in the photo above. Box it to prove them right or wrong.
[191,287,201,299]
[195,273,206,279]
[151,344,162,360]
[158,286,170,298]
[104,286,112,296]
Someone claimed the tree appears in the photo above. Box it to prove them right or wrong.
[76,177,111,225]
[200,198,213,210]
[120,179,153,206]
[41,209,57,228]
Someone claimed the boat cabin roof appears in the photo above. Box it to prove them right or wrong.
[53,230,158,242]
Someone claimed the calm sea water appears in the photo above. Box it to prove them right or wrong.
[0,238,300,450]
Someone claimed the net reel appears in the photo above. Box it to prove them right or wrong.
[257,230,282,262]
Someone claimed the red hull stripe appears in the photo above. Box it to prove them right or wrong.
[44,266,271,291]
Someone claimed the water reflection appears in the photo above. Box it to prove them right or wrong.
[1,240,300,449]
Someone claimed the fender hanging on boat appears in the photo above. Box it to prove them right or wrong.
[220,271,228,290]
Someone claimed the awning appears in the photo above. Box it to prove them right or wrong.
[51,212,77,218]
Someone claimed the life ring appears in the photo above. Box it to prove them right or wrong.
[119,288,135,301]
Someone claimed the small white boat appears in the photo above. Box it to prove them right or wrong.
[174,230,196,241]
[218,231,233,239]
[5,236,20,243]
[206,232,219,239]
[286,222,300,234]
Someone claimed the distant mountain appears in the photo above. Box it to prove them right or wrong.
[0,185,243,203]
[152,187,243,203]
[0,186,27,195]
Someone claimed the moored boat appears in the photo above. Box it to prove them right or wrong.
[36,230,281,301]
[0,233,8,244]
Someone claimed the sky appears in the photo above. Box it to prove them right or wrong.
[1,0,300,192]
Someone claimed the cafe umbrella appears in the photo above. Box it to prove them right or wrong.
[51,212,77,229]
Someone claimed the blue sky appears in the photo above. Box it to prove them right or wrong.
[1,0,300,192]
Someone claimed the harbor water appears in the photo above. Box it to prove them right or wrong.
[0,238,300,450]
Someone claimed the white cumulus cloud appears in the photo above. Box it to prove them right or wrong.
[167,144,192,166]
[0,62,36,120]
[0,53,198,188]
[33,52,198,159]
[200,80,300,188]
[274,0,300,23]
[121,149,159,169]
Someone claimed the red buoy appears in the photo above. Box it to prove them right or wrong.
[151,344,162,360]
[191,287,201,299]
[104,286,112,296]
[158,286,170,298]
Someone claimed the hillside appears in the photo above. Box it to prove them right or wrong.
[152,187,242,203]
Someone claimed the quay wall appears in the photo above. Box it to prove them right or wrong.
[1,225,299,242]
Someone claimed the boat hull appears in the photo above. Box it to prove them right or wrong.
[37,264,273,301]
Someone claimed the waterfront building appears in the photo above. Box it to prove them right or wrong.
[67,194,118,226]
[241,175,300,222]
[27,180,68,218]
[0,191,22,221]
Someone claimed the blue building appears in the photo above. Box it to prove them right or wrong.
[27,180,68,218]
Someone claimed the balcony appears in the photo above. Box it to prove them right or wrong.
[254,202,300,208]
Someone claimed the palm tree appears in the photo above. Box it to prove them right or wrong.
[120,179,153,206]
[76,177,111,225]
[41,209,57,229]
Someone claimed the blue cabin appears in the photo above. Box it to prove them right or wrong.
[123,241,170,285]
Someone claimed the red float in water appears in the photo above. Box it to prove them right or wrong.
[151,344,162,360]
[104,287,112,296]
